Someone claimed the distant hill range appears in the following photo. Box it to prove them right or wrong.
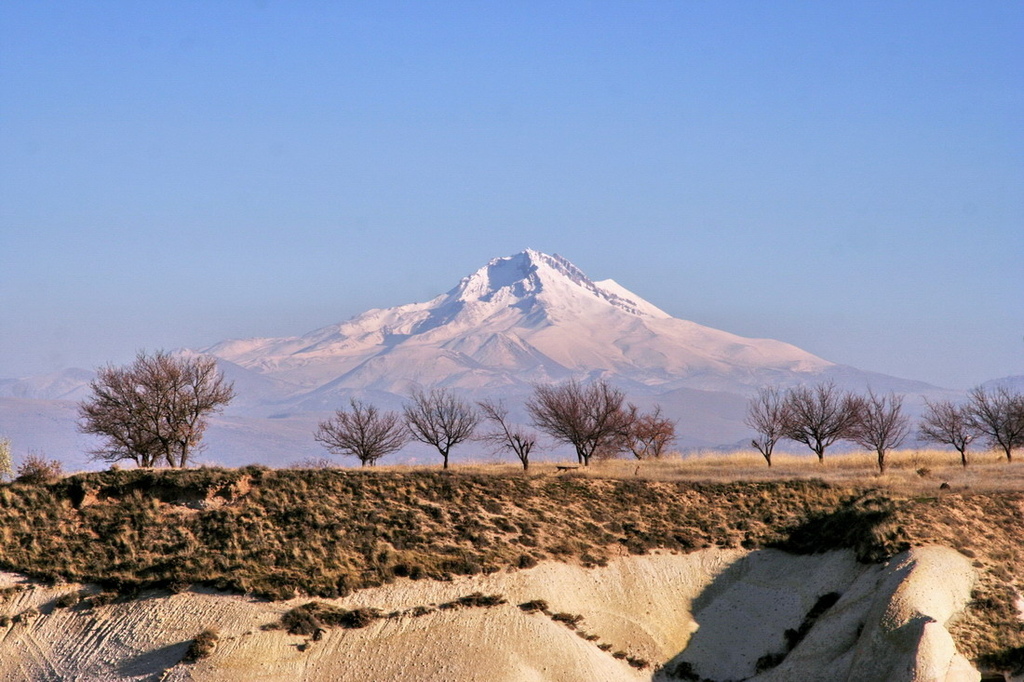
[0,250,976,468]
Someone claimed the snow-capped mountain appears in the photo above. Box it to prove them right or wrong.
[0,250,954,467]
[206,249,838,399]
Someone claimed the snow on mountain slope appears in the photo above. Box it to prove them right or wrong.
[206,249,834,396]
[0,249,960,466]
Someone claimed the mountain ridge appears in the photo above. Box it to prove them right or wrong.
[0,250,962,466]
[204,249,838,396]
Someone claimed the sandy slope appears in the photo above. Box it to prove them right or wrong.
[0,547,977,682]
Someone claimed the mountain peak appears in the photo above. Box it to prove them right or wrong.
[205,249,833,396]
[450,249,670,319]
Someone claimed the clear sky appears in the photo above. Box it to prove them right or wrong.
[1,1,1021,389]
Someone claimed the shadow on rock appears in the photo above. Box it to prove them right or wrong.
[653,549,860,681]
[769,491,911,563]
[117,641,191,680]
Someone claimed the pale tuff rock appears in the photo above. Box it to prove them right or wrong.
[0,548,980,682]
[847,546,978,682]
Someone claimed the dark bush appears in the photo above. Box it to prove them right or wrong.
[278,602,382,634]
[184,628,219,662]
[518,599,549,614]
[464,592,505,607]
[551,612,583,629]
[54,591,82,609]
[337,608,381,629]
[517,554,538,569]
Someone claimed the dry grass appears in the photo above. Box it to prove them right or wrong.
[436,448,1023,495]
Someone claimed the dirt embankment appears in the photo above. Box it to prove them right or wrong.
[0,467,1021,678]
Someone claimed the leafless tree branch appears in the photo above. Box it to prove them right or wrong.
[404,388,479,469]
[477,399,538,471]
[315,399,408,466]
[78,351,234,468]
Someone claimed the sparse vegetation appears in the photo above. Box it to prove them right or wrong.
[276,592,505,635]
[0,463,1018,668]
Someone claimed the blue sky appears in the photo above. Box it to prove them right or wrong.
[1,1,1021,389]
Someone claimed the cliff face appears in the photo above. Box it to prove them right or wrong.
[0,547,979,682]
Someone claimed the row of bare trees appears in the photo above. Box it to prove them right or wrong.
[746,381,1024,472]
[315,380,676,470]
[920,386,1024,466]
[78,351,1018,473]
[77,353,671,471]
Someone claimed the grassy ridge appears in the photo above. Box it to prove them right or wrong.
[0,466,1021,667]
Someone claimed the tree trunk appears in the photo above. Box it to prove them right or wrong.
[959,448,968,468]
[877,449,886,474]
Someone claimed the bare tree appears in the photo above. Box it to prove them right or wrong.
[848,390,910,473]
[477,399,538,471]
[404,388,480,469]
[621,404,676,460]
[79,351,234,468]
[526,378,633,466]
[967,385,1024,462]
[315,399,408,467]
[782,381,862,462]
[745,387,789,467]
[918,399,976,468]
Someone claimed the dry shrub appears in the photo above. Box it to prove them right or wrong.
[442,592,506,609]
[54,590,83,609]
[278,602,383,635]
[518,599,549,614]
[551,612,584,629]
[15,454,63,484]
[289,457,336,470]
[184,628,219,662]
